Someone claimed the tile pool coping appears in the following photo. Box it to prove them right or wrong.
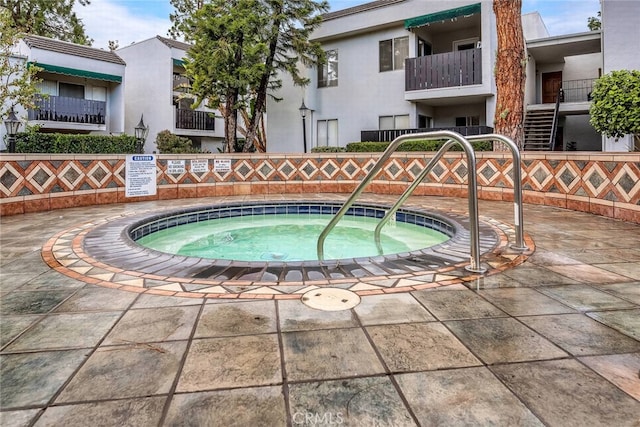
[41,200,535,299]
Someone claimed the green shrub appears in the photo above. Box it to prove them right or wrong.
[15,127,137,153]
[346,139,493,152]
[311,146,346,153]
[155,130,199,154]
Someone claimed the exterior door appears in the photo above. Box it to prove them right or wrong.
[542,71,562,103]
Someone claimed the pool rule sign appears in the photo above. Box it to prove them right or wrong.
[125,155,157,197]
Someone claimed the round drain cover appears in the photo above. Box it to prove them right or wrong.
[301,288,360,311]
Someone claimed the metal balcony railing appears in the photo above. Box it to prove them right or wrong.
[175,108,215,131]
[28,95,106,125]
[560,78,596,103]
[361,126,493,142]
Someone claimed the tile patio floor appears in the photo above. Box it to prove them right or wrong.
[1,195,639,426]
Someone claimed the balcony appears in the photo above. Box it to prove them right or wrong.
[173,74,191,92]
[561,79,596,103]
[361,126,494,142]
[28,95,106,124]
[405,48,482,91]
[175,108,215,131]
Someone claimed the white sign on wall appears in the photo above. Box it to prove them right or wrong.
[191,159,209,173]
[125,155,157,197]
[167,160,186,174]
[214,159,232,173]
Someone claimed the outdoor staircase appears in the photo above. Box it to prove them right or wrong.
[523,108,556,151]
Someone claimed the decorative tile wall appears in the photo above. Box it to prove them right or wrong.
[1,152,639,223]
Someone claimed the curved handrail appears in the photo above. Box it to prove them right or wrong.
[317,130,484,273]
[465,134,528,251]
[373,139,457,252]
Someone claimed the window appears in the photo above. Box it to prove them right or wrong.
[453,37,479,51]
[89,87,107,102]
[318,50,338,87]
[455,116,480,126]
[36,80,58,96]
[379,115,409,130]
[379,36,409,72]
[317,119,338,146]
[59,82,84,99]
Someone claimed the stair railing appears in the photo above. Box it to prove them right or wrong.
[549,86,562,150]
[316,130,485,273]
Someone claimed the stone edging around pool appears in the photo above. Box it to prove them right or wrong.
[41,201,535,300]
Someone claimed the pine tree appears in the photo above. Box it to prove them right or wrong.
[493,0,525,149]
[2,0,92,45]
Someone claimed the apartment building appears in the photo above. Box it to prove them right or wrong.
[267,0,639,152]
[1,34,126,147]
[116,36,224,153]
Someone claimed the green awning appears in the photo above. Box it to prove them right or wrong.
[27,62,122,83]
[405,3,481,29]
[173,58,185,67]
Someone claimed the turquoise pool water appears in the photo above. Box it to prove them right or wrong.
[137,213,449,261]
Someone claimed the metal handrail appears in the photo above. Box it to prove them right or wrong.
[373,139,457,253]
[549,86,562,150]
[465,134,528,251]
[316,130,485,273]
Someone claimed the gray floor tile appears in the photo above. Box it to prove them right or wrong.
[0,314,42,347]
[539,284,637,311]
[53,286,138,312]
[445,317,567,364]
[164,387,286,427]
[33,397,166,427]
[0,290,75,315]
[594,281,640,304]
[130,293,204,308]
[587,309,640,340]
[194,300,277,338]
[502,265,580,286]
[579,352,640,400]
[0,409,41,427]
[479,288,576,316]
[19,270,86,291]
[103,305,200,345]
[367,323,480,372]
[278,299,359,332]
[547,264,633,284]
[289,377,415,426]
[355,293,435,325]
[177,335,281,392]
[491,359,640,426]
[412,289,505,320]
[396,367,544,426]
[5,311,122,351]
[0,350,89,409]
[519,313,640,356]
[282,328,385,381]
[56,341,187,403]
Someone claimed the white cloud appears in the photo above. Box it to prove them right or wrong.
[75,0,172,50]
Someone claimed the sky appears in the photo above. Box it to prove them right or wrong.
[75,0,602,51]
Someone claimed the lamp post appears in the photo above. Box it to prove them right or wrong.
[134,114,149,154]
[4,108,22,153]
[299,100,309,153]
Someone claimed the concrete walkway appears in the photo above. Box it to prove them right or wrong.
[1,195,639,426]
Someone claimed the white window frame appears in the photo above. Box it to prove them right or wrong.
[317,119,338,147]
[379,36,409,72]
[453,37,479,51]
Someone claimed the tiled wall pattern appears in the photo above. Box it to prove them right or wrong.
[1,152,639,223]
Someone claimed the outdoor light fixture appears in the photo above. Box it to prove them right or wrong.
[134,114,149,154]
[4,108,22,153]
[299,100,309,153]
